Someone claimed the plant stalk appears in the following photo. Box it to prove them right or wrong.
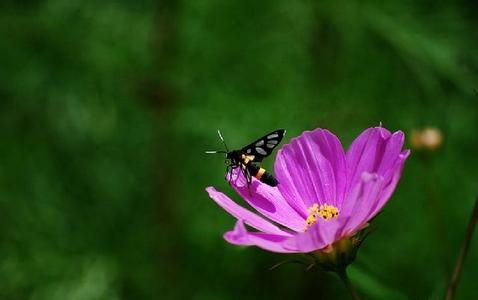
[337,269,361,300]
[445,197,478,300]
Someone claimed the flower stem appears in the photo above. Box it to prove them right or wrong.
[445,197,478,300]
[337,269,361,300]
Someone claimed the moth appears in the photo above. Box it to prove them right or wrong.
[206,129,286,188]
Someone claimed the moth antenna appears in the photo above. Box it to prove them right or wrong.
[205,150,226,154]
[217,129,229,152]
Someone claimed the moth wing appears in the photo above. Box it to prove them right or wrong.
[241,129,286,162]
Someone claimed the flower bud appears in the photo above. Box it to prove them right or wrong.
[410,127,443,151]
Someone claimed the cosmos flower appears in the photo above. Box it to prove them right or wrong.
[206,126,409,262]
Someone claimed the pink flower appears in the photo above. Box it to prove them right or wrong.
[206,127,410,254]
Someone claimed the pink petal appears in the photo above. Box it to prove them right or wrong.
[340,151,410,236]
[229,170,305,232]
[283,218,344,252]
[224,221,298,253]
[274,129,347,216]
[364,150,410,221]
[341,172,385,235]
[206,187,290,235]
[223,220,254,246]
[346,127,405,190]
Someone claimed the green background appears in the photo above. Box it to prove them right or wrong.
[1,0,477,299]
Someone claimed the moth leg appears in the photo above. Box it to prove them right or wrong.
[225,165,232,183]
[227,163,240,183]
[242,164,253,196]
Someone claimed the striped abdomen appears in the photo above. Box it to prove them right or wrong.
[246,163,278,187]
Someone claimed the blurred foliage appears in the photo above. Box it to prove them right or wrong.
[0,0,477,299]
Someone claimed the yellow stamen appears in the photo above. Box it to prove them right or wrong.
[305,203,339,230]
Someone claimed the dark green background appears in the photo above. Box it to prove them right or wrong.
[1,1,477,299]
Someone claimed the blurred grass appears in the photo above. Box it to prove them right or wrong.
[0,0,478,299]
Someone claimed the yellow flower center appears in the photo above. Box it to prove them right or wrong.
[305,203,339,230]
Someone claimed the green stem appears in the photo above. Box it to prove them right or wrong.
[445,197,478,300]
[337,269,361,300]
